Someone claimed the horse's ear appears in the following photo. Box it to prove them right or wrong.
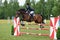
[16,11,20,15]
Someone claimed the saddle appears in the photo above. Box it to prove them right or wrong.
[26,11,35,20]
[29,14,34,20]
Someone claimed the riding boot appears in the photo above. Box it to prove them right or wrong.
[31,14,33,19]
[32,15,34,19]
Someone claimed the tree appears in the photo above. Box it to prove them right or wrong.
[45,0,55,19]
[31,0,35,8]
[26,0,30,4]
[12,0,20,16]
[7,0,19,18]
[35,0,45,15]
[31,0,36,13]
[35,1,41,13]
[0,0,3,19]
[4,0,8,18]
[52,0,60,16]
[0,7,4,19]
[0,0,2,6]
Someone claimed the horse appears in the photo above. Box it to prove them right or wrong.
[17,9,44,23]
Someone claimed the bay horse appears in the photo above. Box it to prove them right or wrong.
[16,9,44,24]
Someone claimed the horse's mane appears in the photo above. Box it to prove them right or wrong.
[18,8,26,12]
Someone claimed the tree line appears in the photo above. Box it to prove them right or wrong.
[0,0,60,19]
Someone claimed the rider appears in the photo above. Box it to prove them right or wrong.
[26,3,35,18]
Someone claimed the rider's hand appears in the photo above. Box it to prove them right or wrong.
[26,11,28,13]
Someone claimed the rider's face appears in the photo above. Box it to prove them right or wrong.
[26,5,29,8]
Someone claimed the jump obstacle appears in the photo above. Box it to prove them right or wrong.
[20,32,49,36]
[21,27,49,30]
[13,16,60,40]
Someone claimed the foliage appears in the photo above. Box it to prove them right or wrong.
[11,25,14,35]
[57,27,60,39]
[52,0,60,17]
[0,0,20,19]
[0,0,60,19]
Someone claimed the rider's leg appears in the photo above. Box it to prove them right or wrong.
[30,11,34,17]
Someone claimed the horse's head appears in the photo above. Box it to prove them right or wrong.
[16,8,31,21]
[16,8,26,15]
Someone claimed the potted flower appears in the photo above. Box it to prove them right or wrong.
[57,27,60,40]
[11,25,14,35]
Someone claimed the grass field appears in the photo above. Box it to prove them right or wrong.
[0,20,50,40]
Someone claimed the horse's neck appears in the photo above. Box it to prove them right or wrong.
[24,13,29,15]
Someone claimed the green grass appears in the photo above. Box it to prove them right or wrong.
[0,20,50,40]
